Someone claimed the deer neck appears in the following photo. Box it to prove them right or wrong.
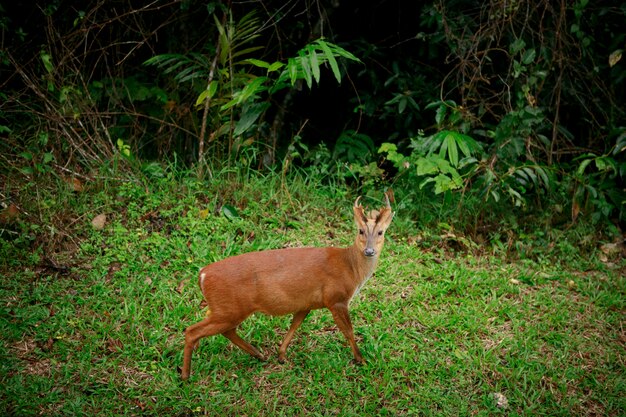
[346,244,379,287]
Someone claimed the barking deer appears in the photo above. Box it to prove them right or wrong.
[182,194,393,380]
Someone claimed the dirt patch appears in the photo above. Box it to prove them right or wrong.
[10,337,57,377]
[481,319,514,351]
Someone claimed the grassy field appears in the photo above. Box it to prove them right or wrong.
[1,173,624,416]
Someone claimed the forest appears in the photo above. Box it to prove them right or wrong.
[1,1,625,415]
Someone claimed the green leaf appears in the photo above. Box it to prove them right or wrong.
[577,158,593,176]
[613,132,626,155]
[435,104,447,126]
[242,58,270,68]
[142,162,165,178]
[535,166,550,188]
[444,133,459,167]
[509,38,526,55]
[507,187,524,206]
[585,184,598,199]
[434,174,462,194]
[419,177,435,190]
[287,57,298,85]
[214,15,229,65]
[234,103,269,136]
[207,80,218,99]
[455,133,475,157]
[436,157,457,175]
[325,41,361,62]
[310,51,321,84]
[595,156,616,173]
[406,96,420,112]
[521,48,536,65]
[398,97,407,114]
[522,167,536,184]
[438,133,449,160]
[416,157,438,176]
[221,204,240,220]
[222,76,267,110]
[195,80,219,106]
[298,52,313,89]
[231,46,264,60]
[20,151,33,161]
[267,62,285,72]
[318,39,341,83]
[40,51,54,74]
[196,90,210,107]
[378,143,397,154]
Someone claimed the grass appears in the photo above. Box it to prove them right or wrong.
[1,170,624,416]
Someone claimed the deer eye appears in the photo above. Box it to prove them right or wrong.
[378,230,383,236]
[359,229,365,235]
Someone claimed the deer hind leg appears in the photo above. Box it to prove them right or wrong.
[182,315,242,380]
[278,310,310,363]
[222,328,266,361]
[329,303,364,364]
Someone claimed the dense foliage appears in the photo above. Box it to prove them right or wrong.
[1,0,625,244]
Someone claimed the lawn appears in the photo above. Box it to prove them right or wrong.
[1,174,624,416]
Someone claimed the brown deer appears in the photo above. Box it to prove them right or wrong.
[182,194,393,380]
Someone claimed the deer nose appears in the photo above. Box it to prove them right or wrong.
[364,247,376,257]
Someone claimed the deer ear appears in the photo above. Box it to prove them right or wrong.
[376,207,394,227]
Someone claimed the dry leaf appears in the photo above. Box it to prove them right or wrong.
[106,262,122,279]
[72,177,83,192]
[0,203,19,223]
[491,392,509,409]
[600,242,621,256]
[571,200,580,222]
[609,49,622,67]
[91,213,107,230]
[106,338,123,353]
[39,338,55,353]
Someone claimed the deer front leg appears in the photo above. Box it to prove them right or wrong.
[329,303,364,364]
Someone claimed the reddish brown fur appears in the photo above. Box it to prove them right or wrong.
[181,195,393,380]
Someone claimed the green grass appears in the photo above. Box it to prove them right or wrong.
[1,171,624,416]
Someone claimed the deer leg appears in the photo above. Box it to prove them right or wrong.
[222,328,266,361]
[182,316,239,380]
[278,310,310,363]
[329,303,364,364]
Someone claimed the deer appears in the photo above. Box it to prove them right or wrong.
[181,194,394,380]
